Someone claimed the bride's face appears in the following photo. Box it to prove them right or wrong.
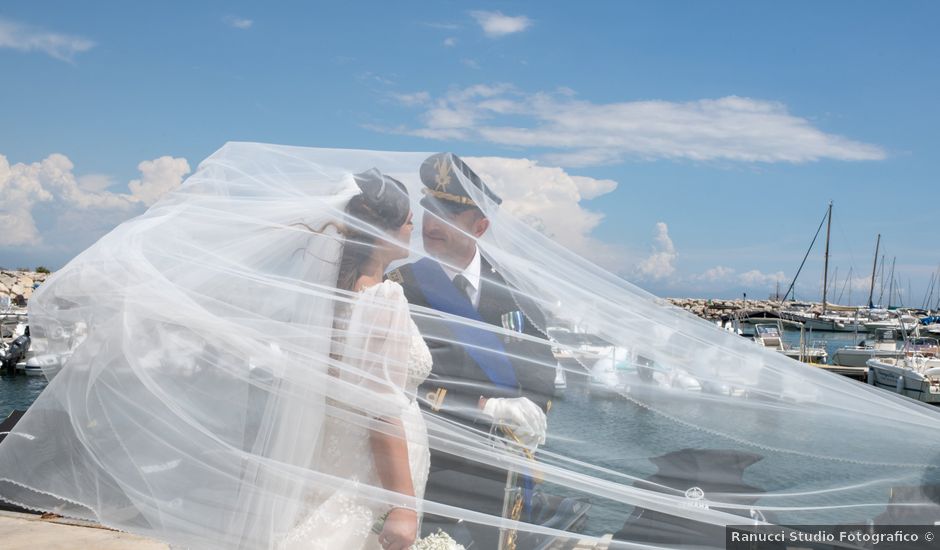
[382,210,414,261]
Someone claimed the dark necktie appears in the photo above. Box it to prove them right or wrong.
[453,274,473,302]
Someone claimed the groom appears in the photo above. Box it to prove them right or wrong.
[388,152,556,548]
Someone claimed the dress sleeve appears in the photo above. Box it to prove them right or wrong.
[339,281,413,418]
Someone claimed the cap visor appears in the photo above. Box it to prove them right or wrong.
[420,195,472,216]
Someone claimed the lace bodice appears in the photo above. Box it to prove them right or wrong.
[405,317,433,397]
[354,280,430,400]
[281,281,432,550]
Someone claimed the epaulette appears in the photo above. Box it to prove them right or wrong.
[386,268,404,284]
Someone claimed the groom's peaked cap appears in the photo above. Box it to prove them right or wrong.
[419,152,502,214]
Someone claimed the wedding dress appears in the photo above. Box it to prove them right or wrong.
[4,143,940,550]
[280,281,432,550]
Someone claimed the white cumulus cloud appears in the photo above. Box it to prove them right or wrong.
[694,265,787,289]
[388,85,886,167]
[0,17,94,62]
[462,156,619,266]
[739,269,787,288]
[635,222,677,280]
[0,153,189,247]
[470,11,532,37]
[697,265,737,283]
[391,91,431,106]
[223,16,254,29]
[128,156,192,206]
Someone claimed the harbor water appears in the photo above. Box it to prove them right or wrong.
[0,375,47,419]
[2,326,936,538]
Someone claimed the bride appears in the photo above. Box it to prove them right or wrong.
[0,153,438,550]
[280,169,431,550]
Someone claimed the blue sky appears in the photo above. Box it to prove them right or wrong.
[1,2,938,304]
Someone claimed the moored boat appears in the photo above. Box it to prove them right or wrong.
[752,322,828,365]
[866,355,940,404]
[831,328,905,369]
[864,314,919,333]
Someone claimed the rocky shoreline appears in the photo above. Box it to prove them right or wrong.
[0,270,855,323]
[666,297,812,320]
[0,270,49,307]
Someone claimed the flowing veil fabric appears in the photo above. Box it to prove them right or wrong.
[1,142,940,549]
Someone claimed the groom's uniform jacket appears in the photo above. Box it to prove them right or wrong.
[389,256,555,421]
[387,254,555,536]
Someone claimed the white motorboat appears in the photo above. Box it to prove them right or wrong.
[548,327,618,366]
[554,361,567,394]
[866,355,940,404]
[908,336,940,357]
[18,352,68,376]
[547,326,576,360]
[15,360,43,376]
[779,308,869,333]
[922,323,940,337]
[831,328,905,369]
[587,346,633,393]
[589,354,702,396]
[588,357,623,395]
[574,335,618,362]
[864,315,919,333]
[804,313,865,332]
[752,322,828,364]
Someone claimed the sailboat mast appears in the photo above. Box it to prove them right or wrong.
[847,267,853,305]
[782,205,830,302]
[934,266,940,311]
[878,255,886,304]
[888,257,897,309]
[927,266,940,310]
[867,234,880,308]
[822,201,832,315]
[925,272,936,310]
[832,266,840,302]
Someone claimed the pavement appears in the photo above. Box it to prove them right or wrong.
[0,510,169,549]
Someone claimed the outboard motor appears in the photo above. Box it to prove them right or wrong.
[1,334,31,375]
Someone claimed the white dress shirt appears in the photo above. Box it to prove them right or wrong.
[441,247,482,308]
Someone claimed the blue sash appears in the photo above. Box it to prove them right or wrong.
[410,258,518,389]
[411,258,535,517]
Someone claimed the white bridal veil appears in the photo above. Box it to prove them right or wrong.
[2,142,940,549]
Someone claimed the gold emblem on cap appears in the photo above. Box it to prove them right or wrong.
[434,157,451,192]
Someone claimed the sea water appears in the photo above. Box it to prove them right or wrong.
[2,328,937,538]
[0,374,46,418]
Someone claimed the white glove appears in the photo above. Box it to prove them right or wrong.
[482,397,547,448]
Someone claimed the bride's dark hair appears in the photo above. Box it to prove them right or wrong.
[336,169,410,292]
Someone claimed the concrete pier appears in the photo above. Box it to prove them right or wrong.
[0,511,169,549]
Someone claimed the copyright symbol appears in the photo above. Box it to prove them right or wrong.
[926,531,935,542]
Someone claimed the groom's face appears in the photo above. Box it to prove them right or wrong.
[422,207,489,267]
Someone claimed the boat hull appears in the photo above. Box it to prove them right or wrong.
[801,318,862,332]
[831,348,904,369]
[866,358,940,403]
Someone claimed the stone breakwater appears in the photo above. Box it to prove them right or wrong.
[666,297,795,320]
[0,270,49,306]
[0,272,822,324]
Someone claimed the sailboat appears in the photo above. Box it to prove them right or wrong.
[780,202,866,332]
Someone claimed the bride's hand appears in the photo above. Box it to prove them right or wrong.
[378,507,418,550]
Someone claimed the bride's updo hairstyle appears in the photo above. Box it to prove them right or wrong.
[336,169,410,292]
